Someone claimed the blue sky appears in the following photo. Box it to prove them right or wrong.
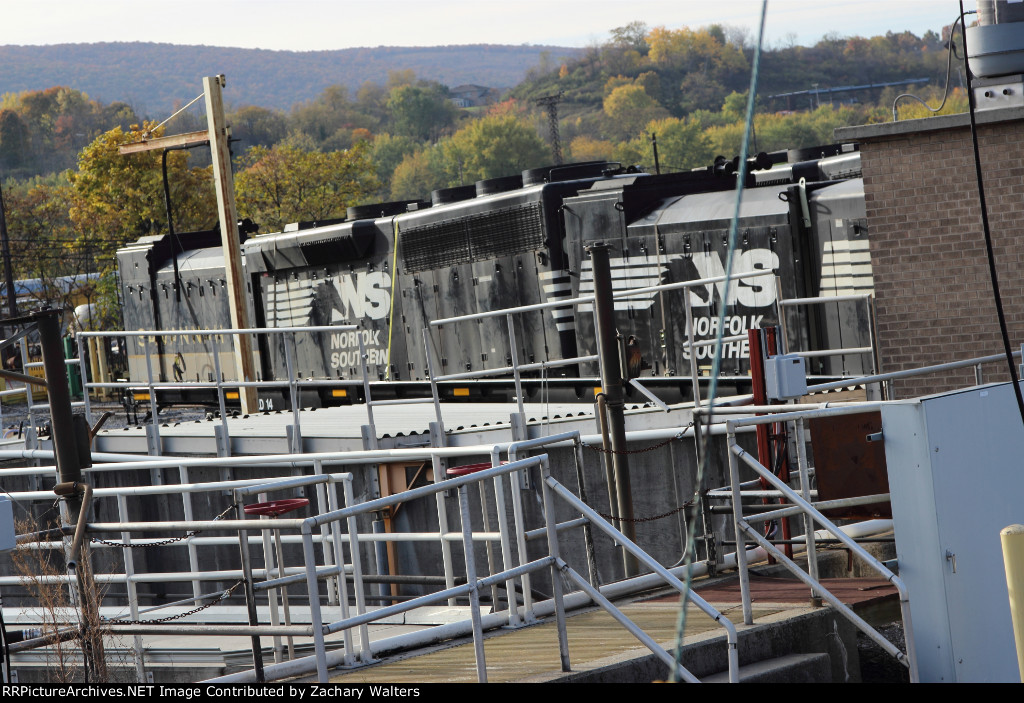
[8,1,960,51]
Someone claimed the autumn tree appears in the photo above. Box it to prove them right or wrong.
[234,140,378,232]
[68,122,216,272]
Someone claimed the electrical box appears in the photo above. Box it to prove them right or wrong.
[881,381,1024,682]
[0,495,14,553]
[764,354,807,401]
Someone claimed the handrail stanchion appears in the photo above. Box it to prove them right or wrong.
[179,464,202,601]
[256,491,285,664]
[312,459,338,606]
[210,333,231,457]
[794,418,821,603]
[77,333,92,425]
[342,478,372,663]
[727,423,754,626]
[489,449,521,626]
[540,456,571,672]
[301,524,329,682]
[509,461,534,622]
[285,331,301,453]
[457,481,488,682]
[116,493,147,683]
[506,314,526,421]
[143,336,160,456]
[234,498,265,682]
[331,475,354,666]
[433,454,457,606]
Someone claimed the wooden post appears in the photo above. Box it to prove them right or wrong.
[204,75,258,414]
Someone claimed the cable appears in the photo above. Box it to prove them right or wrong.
[958,0,1024,432]
[668,0,768,683]
[144,92,205,138]
[892,13,970,121]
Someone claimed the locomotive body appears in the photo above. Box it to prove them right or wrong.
[115,147,872,409]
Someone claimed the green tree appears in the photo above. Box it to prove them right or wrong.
[387,84,457,141]
[603,84,669,139]
[229,105,288,151]
[369,133,420,198]
[390,148,450,201]
[234,141,378,232]
[0,109,31,172]
[443,113,548,183]
[641,117,713,172]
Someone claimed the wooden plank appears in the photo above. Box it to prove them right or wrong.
[117,130,209,154]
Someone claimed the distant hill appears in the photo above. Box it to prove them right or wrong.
[0,42,582,114]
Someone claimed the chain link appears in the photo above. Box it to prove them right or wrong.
[597,501,693,524]
[91,503,238,548]
[106,581,244,625]
[581,423,693,456]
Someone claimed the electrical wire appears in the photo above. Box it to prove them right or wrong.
[958,0,1024,431]
[668,0,768,682]
[892,13,970,121]
[144,92,205,139]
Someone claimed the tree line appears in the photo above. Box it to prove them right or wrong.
[0,21,967,326]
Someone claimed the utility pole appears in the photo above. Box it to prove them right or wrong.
[203,75,258,414]
[0,182,17,319]
[119,75,259,414]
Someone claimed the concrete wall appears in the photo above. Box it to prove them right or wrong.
[837,107,1024,399]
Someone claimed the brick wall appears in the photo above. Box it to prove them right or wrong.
[852,114,1024,398]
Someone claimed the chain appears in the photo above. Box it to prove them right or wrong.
[598,501,693,524]
[581,423,693,455]
[106,581,244,625]
[91,503,238,548]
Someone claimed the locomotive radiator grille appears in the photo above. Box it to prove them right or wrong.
[402,202,544,272]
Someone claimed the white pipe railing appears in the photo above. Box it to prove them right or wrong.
[723,404,919,682]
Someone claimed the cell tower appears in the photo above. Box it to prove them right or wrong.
[535,92,564,165]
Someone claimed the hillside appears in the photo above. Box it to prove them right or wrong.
[0,42,581,113]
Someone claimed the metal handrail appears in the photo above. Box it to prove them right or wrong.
[723,405,919,682]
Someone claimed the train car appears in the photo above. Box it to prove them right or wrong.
[562,145,872,387]
[115,147,872,409]
[118,228,263,406]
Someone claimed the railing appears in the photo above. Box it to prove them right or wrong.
[722,403,920,682]
[78,325,358,455]
[5,425,751,684]
[777,290,879,392]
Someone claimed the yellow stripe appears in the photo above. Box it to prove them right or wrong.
[385,217,400,381]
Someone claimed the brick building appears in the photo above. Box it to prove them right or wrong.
[836,106,1024,398]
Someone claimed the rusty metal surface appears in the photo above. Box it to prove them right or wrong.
[809,411,891,519]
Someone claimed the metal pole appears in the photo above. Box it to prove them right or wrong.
[458,483,488,682]
[540,459,571,672]
[0,182,17,320]
[586,242,637,577]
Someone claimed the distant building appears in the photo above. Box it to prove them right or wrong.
[449,84,498,108]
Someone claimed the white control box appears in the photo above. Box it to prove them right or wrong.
[764,354,807,401]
